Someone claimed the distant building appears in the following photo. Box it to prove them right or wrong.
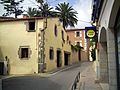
[66,29,87,50]
[0,17,72,74]
[66,29,90,61]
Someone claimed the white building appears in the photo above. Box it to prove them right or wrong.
[91,0,120,90]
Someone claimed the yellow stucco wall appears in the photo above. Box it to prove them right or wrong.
[0,20,43,74]
[44,18,71,72]
[0,17,72,74]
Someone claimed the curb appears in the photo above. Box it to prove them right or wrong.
[0,63,81,90]
[0,63,81,79]
[38,63,81,77]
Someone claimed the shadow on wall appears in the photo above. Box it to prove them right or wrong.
[0,47,10,75]
[0,47,4,61]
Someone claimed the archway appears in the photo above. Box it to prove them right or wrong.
[98,27,109,83]
[108,0,120,89]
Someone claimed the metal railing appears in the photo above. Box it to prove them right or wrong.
[71,72,80,90]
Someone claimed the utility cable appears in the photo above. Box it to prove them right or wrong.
[28,0,40,7]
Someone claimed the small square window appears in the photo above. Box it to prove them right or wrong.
[49,48,54,60]
[19,46,31,59]
[28,21,35,32]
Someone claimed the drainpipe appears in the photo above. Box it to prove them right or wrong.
[39,18,47,73]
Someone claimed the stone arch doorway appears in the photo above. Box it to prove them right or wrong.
[108,0,120,89]
[98,27,109,83]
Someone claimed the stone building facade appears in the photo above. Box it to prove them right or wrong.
[92,0,120,90]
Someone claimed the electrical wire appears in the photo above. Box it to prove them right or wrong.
[21,0,92,24]
[28,0,39,7]
[48,0,60,4]
[78,20,92,23]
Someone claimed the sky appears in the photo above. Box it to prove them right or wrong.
[0,0,92,29]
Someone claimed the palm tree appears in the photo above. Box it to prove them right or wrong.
[27,7,39,17]
[39,3,54,17]
[36,0,44,4]
[55,2,78,29]
[36,0,56,17]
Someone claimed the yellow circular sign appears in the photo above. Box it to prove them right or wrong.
[87,30,95,38]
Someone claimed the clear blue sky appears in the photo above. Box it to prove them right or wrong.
[0,0,92,28]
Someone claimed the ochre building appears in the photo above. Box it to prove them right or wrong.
[0,17,71,75]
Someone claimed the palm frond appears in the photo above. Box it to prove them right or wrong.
[55,2,78,29]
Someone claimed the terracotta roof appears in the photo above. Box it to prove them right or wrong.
[0,17,45,22]
[0,16,14,20]
[0,16,60,22]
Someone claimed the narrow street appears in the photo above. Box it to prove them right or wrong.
[2,62,91,90]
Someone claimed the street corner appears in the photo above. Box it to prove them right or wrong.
[0,75,16,80]
[37,73,52,77]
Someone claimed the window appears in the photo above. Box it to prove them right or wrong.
[76,31,80,37]
[54,25,57,36]
[28,21,35,31]
[21,48,28,58]
[67,35,69,43]
[67,35,69,41]
[62,31,64,40]
[49,48,54,60]
[19,46,31,59]
[80,40,82,43]
[80,43,82,47]
[77,42,80,46]
[80,31,82,37]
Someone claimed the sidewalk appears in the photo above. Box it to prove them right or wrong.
[78,62,102,90]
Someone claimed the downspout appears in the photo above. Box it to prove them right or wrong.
[39,18,47,73]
